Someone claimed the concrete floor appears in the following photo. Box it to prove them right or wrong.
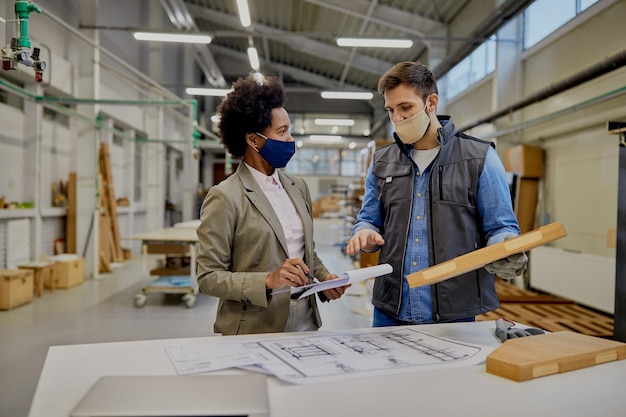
[0,218,372,417]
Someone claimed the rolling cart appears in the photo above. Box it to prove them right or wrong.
[124,226,199,308]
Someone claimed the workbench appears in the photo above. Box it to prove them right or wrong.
[124,227,199,308]
[28,321,626,417]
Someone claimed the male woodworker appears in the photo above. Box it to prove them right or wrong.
[346,61,527,327]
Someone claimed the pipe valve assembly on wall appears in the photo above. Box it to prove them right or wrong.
[1,0,46,82]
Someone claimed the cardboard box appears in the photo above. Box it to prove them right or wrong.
[47,255,84,289]
[359,251,380,268]
[514,178,539,234]
[312,199,321,218]
[504,145,544,178]
[319,195,340,213]
[0,269,34,310]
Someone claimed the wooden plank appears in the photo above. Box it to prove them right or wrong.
[98,173,114,271]
[124,227,199,243]
[407,222,567,288]
[99,143,124,262]
[99,251,111,273]
[149,268,191,276]
[486,331,626,382]
[66,172,77,253]
[145,244,189,255]
[98,212,112,273]
[497,295,574,304]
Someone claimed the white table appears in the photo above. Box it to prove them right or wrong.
[173,219,202,229]
[124,227,199,307]
[28,321,626,417]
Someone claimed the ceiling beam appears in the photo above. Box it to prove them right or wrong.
[186,3,393,78]
[303,0,444,38]
[160,0,227,87]
[210,45,378,111]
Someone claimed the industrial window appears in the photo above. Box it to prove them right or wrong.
[523,0,599,49]
[287,147,340,176]
[286,147,360,177]
[0,87,24,110]
[340,149,359,177]
[445,35,496,100]
[42,106,70,127]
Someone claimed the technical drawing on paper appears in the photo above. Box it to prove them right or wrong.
[255,328,483,380]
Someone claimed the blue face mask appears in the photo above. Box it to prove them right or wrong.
[255,132,295,168]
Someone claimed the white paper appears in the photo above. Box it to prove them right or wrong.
[165,342,264,374]
[255,328,487,384]
[297,263,392,299]
[165,327,488,384]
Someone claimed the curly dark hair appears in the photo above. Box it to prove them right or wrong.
[216,72,286,158]
[377,61,438,102]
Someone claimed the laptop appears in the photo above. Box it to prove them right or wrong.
[70,374,270,417]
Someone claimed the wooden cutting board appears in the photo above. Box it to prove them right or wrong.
[486,331,626,382]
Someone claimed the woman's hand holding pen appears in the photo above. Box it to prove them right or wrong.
[266,258,309,289]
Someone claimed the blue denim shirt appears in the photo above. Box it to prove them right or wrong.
[353,146,518,323]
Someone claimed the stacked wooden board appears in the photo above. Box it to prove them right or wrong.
[98,143,124,272]
[477,278,614,337]
[65,172,77,254]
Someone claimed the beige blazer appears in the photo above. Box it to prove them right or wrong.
[196,163,330,335]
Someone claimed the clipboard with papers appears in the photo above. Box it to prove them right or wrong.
[271,263,392,299]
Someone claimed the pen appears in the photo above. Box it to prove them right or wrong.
[297,265,320,284]
[271,274,319,295]
[306,273,320,284]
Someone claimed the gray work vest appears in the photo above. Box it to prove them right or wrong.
[371,117,499,321]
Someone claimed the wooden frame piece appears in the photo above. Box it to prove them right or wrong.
[407,222,567,288]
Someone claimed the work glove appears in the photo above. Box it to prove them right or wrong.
[484,233,528,279]
[495,317,545,343]
[484,252,528,279]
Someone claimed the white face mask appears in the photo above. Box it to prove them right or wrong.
[393,107,430,144]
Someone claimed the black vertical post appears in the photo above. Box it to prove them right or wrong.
[613,124,626,342]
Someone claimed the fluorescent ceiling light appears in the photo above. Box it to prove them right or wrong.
[236,0,251,28]
[247,46,260,70]
[210,115,220,123]
[314,118,355,126]
[309,135,343,143]
[321,91,374,100]
[185,87,232,96]
[336,38,413,48]
[133,32,212,44]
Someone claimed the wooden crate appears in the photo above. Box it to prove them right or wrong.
[18,261,57,297]
[0,269,34,310]
[47,255,84,289]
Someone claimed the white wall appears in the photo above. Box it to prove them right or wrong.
[443,0,625,308]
